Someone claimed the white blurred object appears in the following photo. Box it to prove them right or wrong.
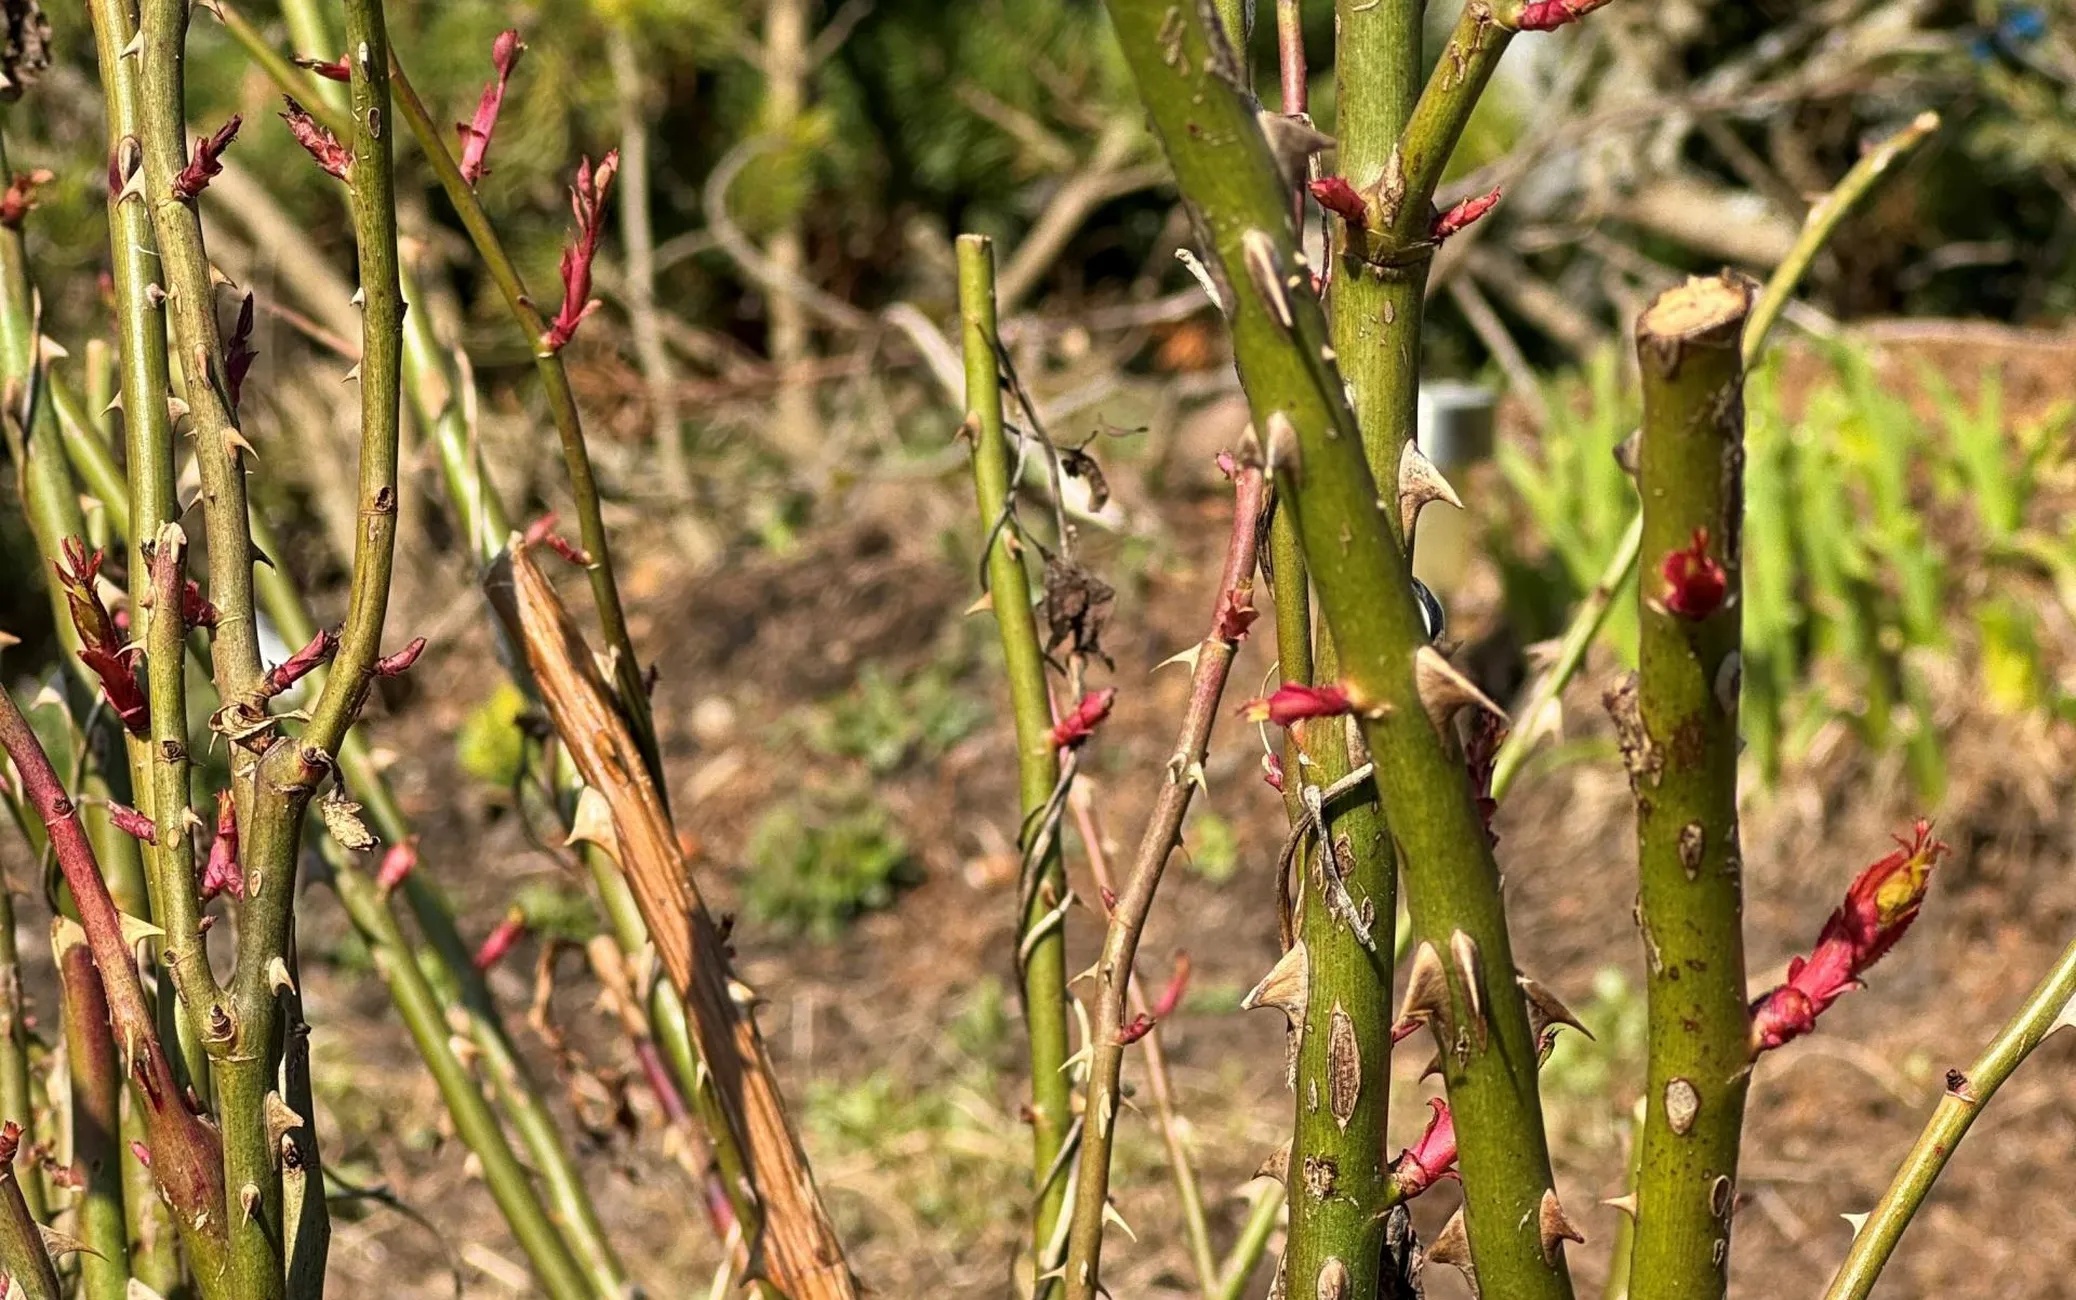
[1412,381,1497,595]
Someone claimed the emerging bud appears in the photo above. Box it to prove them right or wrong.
[259,627,340,701]
[1431,186,1502,243]
[1658,528,1727,620]
[182,579,220,632]
[1151,951,1191,1019]
[201,790,242,902]
[1749,819,1947,1054]
[1515,0,1613,32]
[457,29,526,185]
[523,513,594,566]
[0,168,52,228]
[55,538,149,734]
[543,151,620,352]
[473,907,528,971]
[1051,687,1118,750]
[292,55,352,83]
[280,97,351,180]
[0,1121,20,1165]
[1211,586,1258,643]
[1308,176,1370,229]
[1244,681,1353,728]
[376,837,419,896]
[225,292,258,409]
[129,1140,150,1168]
[1261,751,1285,793]
[107,802,157,842]
[374,637,429,677]
[174,117,241,200]
[1464,713,1506,848]
[1389,1097,1460,1199]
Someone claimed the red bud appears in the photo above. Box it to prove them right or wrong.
[1431,186,1502,243]
[1308,176,1370,228]
[1749,819,1947,1054]
[107,803,157,842]
[225,292,258,409]
[374,637,428,677]
[523,513,594,566]
[543,152,620,352]
[1516,0,1613,31]
[201,790,243,902]
[1211,587,1258,643]
[1151,952,1191,1020]
[1659,527,1728,620]
[174,117,241,199]
[260,627,339,700]
[0,1121,21,1165]
[1244,682,1353,728]
[293,55,352,83]
[1051,687,1118,750]
[280,97,351,179]
[376,837,419,895]
[1261,751,1285,793]
[457,29,526,185]
[473,908,528,971]
[1389,1097,1459,1198]
[129,1140,150,1168]
[0,168,52,228]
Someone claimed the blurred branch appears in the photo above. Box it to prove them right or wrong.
[605,22,685,485]
[997,120,1160,312]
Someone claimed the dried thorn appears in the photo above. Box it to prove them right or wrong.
[263,1093,305,1150]
[1241,230,1294,330]
[1264,411,1301,481]
[1396,940,1450,1035]
[1153,642,1203,674]
[266,956,296,997]
[1414,645,1507,736]
[962,590,993,616]
[1538,1187,1585,1263]
[238,1182,261,1223]
[1603,1192,1639,1217]
[1240,942,1307,1024]
[1255,1141,1291,1184]
[115,911,164,950]
[1426,1208,1476,1293]
[1397,440,1463,546]
[37,1223,97,1260]
[1841,1210,1869,1236]
[1101,1199,1137,1242]
[1518,973,1592,1048]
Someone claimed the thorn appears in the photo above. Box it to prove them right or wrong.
[1241,229,1294,330]
[2051,991,2076,1037]
[1058,1042,1093,1074]
[1414,645,1507,736]
[564,785,619,861]
[1254,1141,1290,1184]
[1397,441,1462,546]
[1239,942,1307,1024]
[266,956,296,997]
[116,912,164,950]
[342,363,361,384]
[120,29,142,58]
[238,1182,261,1223]
[263,1092,305,1148]
[1174,248,1225,315]
[350,286,364,307]
[1427,1208,1475,1286]
[1841,1210,1869,1236]
[1452,931,1487,1048]
[1614,429,1640,478]
[1154,642,1203,674]
[1264,411,1301,480]
[962,591,993,616]
[36,1223,98,1260]
[102,391,124,416]
[1101,1200,1137,1242]
[1518,973,1592,1051]
[223,427,259,459]
[1396,940,1449,1035]
[1603,1192,1639,1217]
[1539,1187,1585,1263]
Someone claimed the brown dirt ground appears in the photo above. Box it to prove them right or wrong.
[8,326,2076,1298]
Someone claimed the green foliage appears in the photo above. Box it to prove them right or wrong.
[803,662,985,775]
[515,880,600,943]
[1183,810,1240,885]
[1495,343,2074,796]
[455,681,532,791]
[743,791,919,940]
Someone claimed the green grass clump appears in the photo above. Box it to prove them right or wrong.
[744,794,920,940]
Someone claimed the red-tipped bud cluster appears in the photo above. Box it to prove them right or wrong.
[293,55,352,83]
[225,293,258,409]
[543,151,620,353]
[376,837,419,896]
[1212,586,1259,643]
[201,790,242,902]
[1389,1097,1460,1199]
[1515,0,1612,31]
[1051,687,1118,751]
[0,1120,21,1165]
[1431,187,1502,243]
[107,803,158,842]
[1659,527,1728,620]
[1244,681,1352,728]
[280,97,351,180]
[260,627,339,701]
[1749,819,1947,1055]
[1261,751,1284,793]
[457,29,526,186]
[523,513,594,566]
[1309,176,1370,229]
[55,539,149,734]
[0,168,52,229]
[174,117,241,200]
[374,637,428,678]
[473,908,528,971]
